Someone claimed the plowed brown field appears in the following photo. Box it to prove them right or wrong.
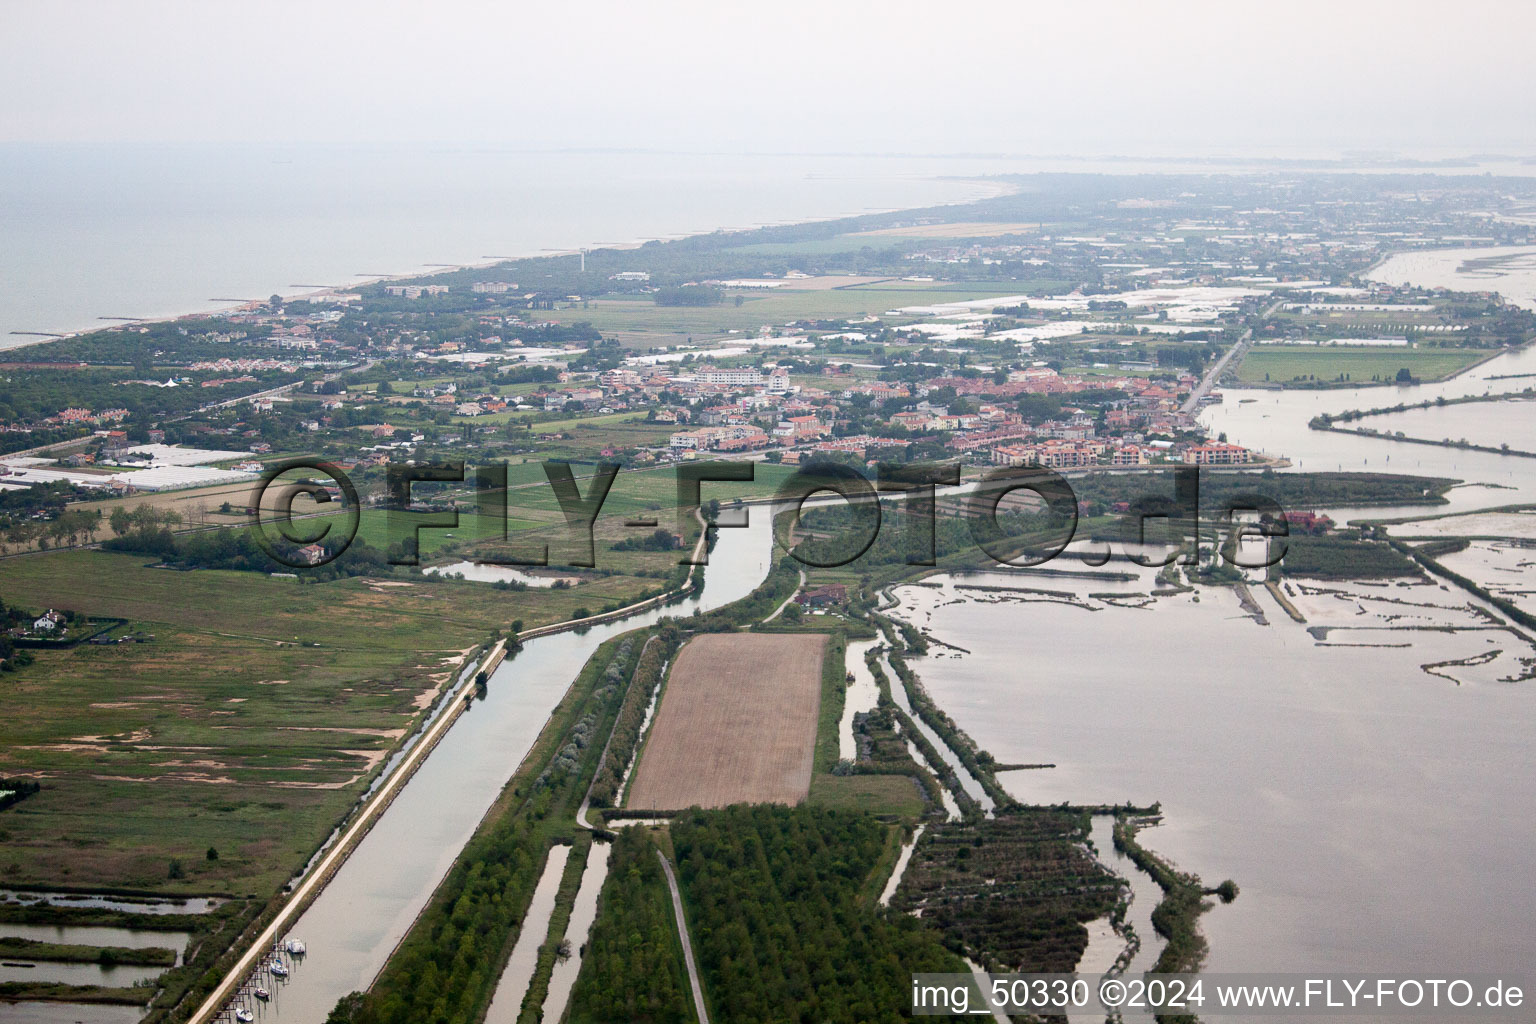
[626,632,826,809]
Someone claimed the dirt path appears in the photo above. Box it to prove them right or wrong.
[657,850,710,1024]
[761,569,806,622]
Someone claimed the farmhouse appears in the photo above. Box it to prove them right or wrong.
[795,584,847,608]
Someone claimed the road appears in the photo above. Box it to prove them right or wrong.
[657,850,711,1024]
[191,358,374,414]
[1179,298,1283,416]
[761,569,807,622]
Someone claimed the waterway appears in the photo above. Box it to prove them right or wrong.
[481,845,572,1024]
[256,514,773,1023]
[838,639,881,762]
[538,841,614,1023]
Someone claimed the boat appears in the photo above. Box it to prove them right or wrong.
[235,1008,254,1023]
[254,987,270,1001]
[269,960,289,977]
[284,939,306,956]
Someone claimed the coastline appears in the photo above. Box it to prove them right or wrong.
[1,173,1016,355]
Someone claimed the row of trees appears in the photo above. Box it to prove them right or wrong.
[587,633,677,808]
[565,828,693,1023]
[668,804,967,1023]
[0,507,103,552]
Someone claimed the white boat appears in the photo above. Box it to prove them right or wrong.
[284,939,306,956]
[269,960,289,977]
[235,1008,254,1023]
[254,987,270,1001]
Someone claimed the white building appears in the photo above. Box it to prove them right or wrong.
[695,367,764,387]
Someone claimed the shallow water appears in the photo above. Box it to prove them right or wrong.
[885,654,993,812]
[423,561,565,587]
[0,891,216,916]
[0,1002,145,1024]
[879,824,926,907]
[888,575,1536,987]
[0,924,189,965]
[839,639,881,762]
[1068,815,1163,1021]
[482,845,572,1024]
[0,958,165,987]
[539,841,614,1024]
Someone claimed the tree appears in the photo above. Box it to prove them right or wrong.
[1395,367,1413,383]
[782,602,803,623]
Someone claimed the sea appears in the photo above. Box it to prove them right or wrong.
[8,145,1536,349]
[0,145,1021,347]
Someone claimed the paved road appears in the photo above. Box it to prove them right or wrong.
[657,850,711,1024]
[1179,299,1283,416]
[192,358,374,414]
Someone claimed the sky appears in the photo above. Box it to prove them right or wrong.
[3,0,1535,156]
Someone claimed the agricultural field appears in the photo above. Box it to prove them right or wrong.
[1235,344,1491,385]
[535,283,1027,340]
[625,633,826,809]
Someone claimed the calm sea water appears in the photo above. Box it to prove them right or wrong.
[10,148,1536,350]
[0,145,1012,346]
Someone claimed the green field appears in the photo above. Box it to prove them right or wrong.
[537,284,1025,337]
[0,513,709,895]
[1236,345,1490,385]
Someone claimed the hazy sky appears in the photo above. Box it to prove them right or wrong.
[4,0,1534,155]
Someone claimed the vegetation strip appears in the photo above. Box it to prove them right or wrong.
[0,936,175,967]
[515,833,593,1023]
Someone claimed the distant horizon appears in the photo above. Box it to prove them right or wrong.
[6,1,1535,154]
[5,141,1536,162]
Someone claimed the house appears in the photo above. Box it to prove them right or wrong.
[32,610,66,632]
[795,584,846,608]
[296,544,328,566]
[1283,511,1334,534]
